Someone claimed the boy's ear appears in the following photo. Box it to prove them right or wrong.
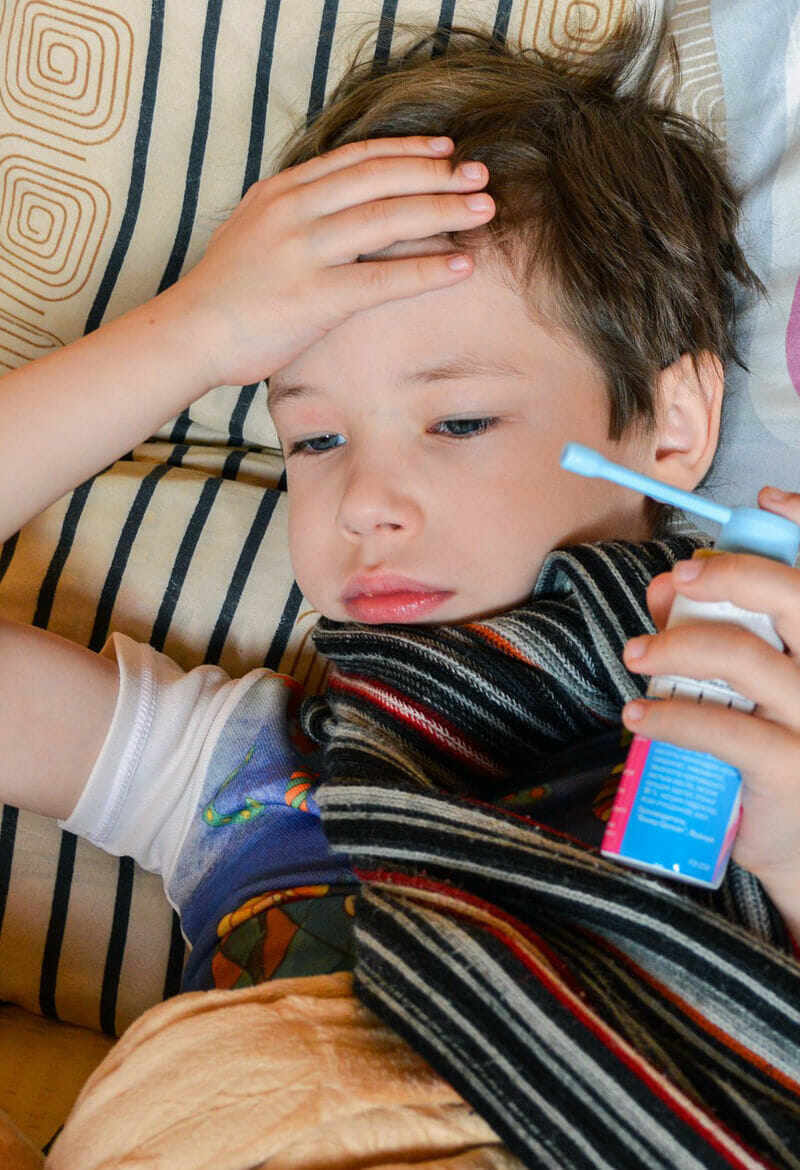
[649,351,723,490]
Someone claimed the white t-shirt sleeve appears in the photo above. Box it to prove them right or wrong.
[59,632,271,883]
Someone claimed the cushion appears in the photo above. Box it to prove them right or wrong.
[697,0,800,509]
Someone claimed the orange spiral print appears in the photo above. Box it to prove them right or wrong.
[285,771,314,812]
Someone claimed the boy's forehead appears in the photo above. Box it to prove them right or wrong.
[267,251,579,408]
[268,351,530,409]
[358,234,454,262]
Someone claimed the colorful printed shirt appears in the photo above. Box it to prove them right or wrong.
[61,634,358,992]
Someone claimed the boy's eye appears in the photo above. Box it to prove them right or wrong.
[431,417,498,438]
[288,433,346,456]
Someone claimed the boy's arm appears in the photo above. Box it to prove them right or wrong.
[0,291,215,541]
[0,136,493,542]
[620,489,800,938]
[0,618,118,820]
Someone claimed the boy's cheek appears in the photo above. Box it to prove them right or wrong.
[287,512,320,596]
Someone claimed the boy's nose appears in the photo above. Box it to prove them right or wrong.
[336,462,422,541]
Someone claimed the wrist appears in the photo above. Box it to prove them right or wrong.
[134,277,224,394]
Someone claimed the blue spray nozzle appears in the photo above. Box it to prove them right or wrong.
[560,443,800,565]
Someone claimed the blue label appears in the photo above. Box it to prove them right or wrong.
[618,741,740,881]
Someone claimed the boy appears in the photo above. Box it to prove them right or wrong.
[1,12,800,1105]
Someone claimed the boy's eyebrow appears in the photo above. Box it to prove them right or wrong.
[404,355,529,385]
[268,354,528,410]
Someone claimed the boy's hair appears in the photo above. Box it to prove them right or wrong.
[277,19,763,440]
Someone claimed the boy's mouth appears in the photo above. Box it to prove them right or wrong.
[341,574,454,623]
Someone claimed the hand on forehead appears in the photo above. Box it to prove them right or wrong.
[357,234,460,262]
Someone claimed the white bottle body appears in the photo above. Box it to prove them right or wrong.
[602,549,782,888]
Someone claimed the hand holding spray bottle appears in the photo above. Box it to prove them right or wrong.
[561,443,800,889]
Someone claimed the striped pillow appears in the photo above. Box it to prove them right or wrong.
[0,0,701,1036]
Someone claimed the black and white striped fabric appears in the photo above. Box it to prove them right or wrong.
[309,539,800,1170]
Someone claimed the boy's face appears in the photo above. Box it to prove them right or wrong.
[269,256,655,625]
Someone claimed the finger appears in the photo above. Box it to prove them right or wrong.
[275,136,456,191]
[621,694,799,793]
[295,154,489,220]
[623,693,800,885]
[313,191,495,265]
[759,485,800,526]
[623,621,800,729]
[323,250,479,310]
[645,572,676,630]
[666,553,800,655]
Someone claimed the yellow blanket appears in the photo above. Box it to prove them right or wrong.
[44,973,520,1169]
[0,1112,43,1170]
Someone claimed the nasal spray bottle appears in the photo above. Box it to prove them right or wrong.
[561,442,800,889]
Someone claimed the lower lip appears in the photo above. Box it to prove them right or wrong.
[343,590,453,623]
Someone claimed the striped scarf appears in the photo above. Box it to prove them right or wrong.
[303,539,800,1170]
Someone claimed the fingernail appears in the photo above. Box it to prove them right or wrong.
[673,559,702,583]
[465,194,493,211]
[625,636,649,661]
[623,701,646,724]
[429,136,453,152]
[762,486,789,502]
[460,161,486,180]
[447,254,470,271]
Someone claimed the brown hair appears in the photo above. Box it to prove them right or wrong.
[276,19,763,440]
